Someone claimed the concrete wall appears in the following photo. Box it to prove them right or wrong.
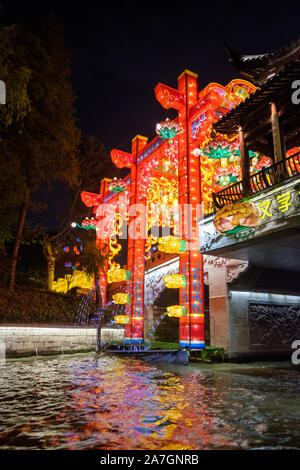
[208,265,229,350]
[0,326,124,357]
[228,291,300,360]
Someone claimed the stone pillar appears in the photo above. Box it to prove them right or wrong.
[208,264,229,350]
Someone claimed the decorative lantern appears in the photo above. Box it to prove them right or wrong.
[218,173,237,187]
[167,305,187,317]
[114,315,130,324]
[232,84,250,101]
[156,118,181,143]
[164,274,186,289]
[158,235,186,254]
[107,268,131,283]
[251,156,271,172]
[214,201,259,236]
[203,144,234,160]
[112,293,130,304]
[109,178,127,193]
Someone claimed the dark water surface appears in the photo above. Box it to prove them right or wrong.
[0,353,299,450]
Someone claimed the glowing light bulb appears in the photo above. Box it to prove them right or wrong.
[193,148,201,157]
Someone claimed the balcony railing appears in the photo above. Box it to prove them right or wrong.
[212,151,300,209]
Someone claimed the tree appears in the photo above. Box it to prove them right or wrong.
[79,240,109,307]
[0,23,30,251]
[0,18,81,291]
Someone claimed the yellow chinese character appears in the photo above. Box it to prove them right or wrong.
[277,192,292,212]
[258,200,272,220]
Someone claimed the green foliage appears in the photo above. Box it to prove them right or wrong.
[200,350,209,361]
[0,148,26,247]
[21,223,45,245]
[0,250,11,284]
[199,346,225,362]
[0,16,81,288]
[0,285,80,324]
[0,24,31,126]
[14,241,47,284]
[0,20,80,191]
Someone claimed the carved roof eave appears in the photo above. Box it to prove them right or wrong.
[213,60,300,134]
[224,37,300,84]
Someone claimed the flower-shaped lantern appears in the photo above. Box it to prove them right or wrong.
[156,118,181,144]
[109,178,127,193]
[202,139,241,187]
[81,217,97,230]
[251,156,271,172]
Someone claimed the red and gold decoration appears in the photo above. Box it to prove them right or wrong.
[107,267,131,283]
[114,315,130,324]
[112,293,130,305]
[251,155,272,172]
[81,217,97,230]
[167,305,187,318]
[214,201,259,235]
[158,235,186,254]
[109,178,127,193]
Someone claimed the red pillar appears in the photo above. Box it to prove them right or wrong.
[177,70,205,349]
[96,178,114,305]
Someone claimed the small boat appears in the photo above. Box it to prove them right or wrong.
[106,348,189,365]
[141,350,189,365]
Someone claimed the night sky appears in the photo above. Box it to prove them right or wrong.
[2,0,300,228]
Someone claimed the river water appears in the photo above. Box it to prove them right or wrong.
[0,353,299,450]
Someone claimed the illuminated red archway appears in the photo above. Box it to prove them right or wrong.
[81,70,257,349]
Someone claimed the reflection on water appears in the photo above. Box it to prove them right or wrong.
[0,354,299,450]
